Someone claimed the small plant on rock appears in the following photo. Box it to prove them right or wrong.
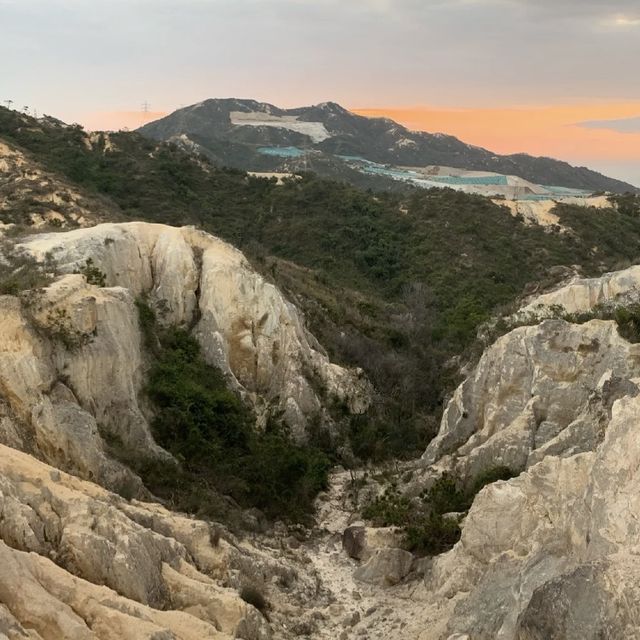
[77,258,106,287]
[38,308,93,350]
[363,466,516,557]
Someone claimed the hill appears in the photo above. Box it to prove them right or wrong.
[138,98,639,194]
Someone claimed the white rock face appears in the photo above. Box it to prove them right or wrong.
[408,266,640,637]
[0,287,146,493]
[497,195,611,230]
[421,319,640,484]
[519,263,640,317]
[0,220,375,639]
[424,390,640,639]
[14,222,371,443]
[0,443,271,640]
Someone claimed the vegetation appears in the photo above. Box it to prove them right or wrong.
[134,301,331,522]
[608,193,640,217]
[0,247,54,295]
[77,258,106,286]
[36,307,94,350]
[364,466,515,556]
[3,107,640,461]
[239,584,269,617]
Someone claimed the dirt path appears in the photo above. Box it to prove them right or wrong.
[297,470,446,640]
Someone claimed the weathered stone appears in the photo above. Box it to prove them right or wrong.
[520,263,640,317]
[514,561,626,640]
[0,444,272,639]
[353,548,413,586]
[342,526,366,560]
[421,319,640,486]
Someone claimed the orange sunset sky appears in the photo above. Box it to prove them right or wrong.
[81,101,640,187]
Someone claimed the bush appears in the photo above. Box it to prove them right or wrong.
[240,584,269,616]
[363,466,516,557]
[362,486,411,526]
[77,258,106,287]
[0,249,54,295]
[405,513,462,556]
[614,304,640,343]
[137,301,331,522]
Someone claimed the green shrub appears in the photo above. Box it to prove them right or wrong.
[363,466,516,557]
[362,486,411,526]
[136,301,330,522]
[614,304,640,343]
[77,258,106,287]
[425,473,468,514]
[405,513,462,556]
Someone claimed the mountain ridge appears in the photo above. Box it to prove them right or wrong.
[138,98,639,194]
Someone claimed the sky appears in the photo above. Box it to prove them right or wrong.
[1,0,639,185]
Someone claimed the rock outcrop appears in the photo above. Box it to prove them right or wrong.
[0,443,275,639]
[425,389,640,639]
[519,263,640,317]
[0,222,371,493]
[403,264,640,637]
[421,318,640,485]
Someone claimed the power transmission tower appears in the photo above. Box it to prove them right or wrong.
[142,101,150,113]
[4,100,13,109]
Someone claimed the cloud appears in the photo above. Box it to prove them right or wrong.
[608,14,640,27]
[579,116,640,134]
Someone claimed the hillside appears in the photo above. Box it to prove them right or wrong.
[137,98,639,194]
[3,105,640,459]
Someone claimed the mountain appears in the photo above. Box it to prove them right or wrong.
[138,98,639,194]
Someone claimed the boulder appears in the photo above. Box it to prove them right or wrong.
[343,525,403,562]
[353,548,414,586]
[342,525,367,560]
